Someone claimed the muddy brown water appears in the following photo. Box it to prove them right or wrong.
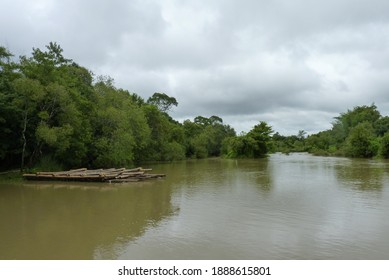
[1,153,389,259]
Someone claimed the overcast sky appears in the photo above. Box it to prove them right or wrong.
[2,0,389,135]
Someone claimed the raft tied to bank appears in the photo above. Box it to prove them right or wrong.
[23,167,166,183]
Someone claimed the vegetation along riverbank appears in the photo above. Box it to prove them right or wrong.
[2,43,389,173]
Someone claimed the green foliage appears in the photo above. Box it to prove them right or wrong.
[374,116,389,136]
[11,42,389,171]
[36,123,73,151]
[0,46,13,61]
[222,121,273,158]
[304,130,333,155]
[273,104,389,159]
[272,130,310,154]
[333,104,380,139]
[345,122,375,157]
[247,121,273,157]
[222,135,256,158]
[0,47,22,167]
[35,154,64,172]
[142,104,173,161]
[92,79,150,166]
[161,142,186,161]
[191,133,209,159]
[147,92,178,113]
[94,131,135,168]
[379,132,389,158]
[183,116,236,159]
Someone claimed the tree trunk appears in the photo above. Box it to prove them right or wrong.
[20,110,28,172]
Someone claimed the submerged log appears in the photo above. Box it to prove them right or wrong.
[23,168,165,183]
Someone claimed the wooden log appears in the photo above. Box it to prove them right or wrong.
[124,167,142,172]
[51,174,102,179]
[74,169,103,174]
[23,167,165,183]
[35,174,58,178]
[37,171,58,176]
[117,171,145,176]
[68,168,88,173]
[114,172,146,179]
[140,168,152,172]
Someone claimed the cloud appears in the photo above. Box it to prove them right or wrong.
[2,0,389,135]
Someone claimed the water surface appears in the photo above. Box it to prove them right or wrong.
[1,153,389,259]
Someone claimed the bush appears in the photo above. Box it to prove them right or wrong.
[345,122,375,158]
[379,133,389,158]
[161,142,186,161]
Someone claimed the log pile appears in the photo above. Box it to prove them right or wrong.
[23,167,165,183]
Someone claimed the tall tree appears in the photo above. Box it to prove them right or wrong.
[92,79,150,167]
[147,92,178,113]
[0,46,21,167]
[247,121,274,157]
[12,78,45,170]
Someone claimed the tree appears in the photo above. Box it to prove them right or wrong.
[147,92,178,113]
[15,43,98,168]
[222,134,257,158]
[128,92,145,107]
[183,116,235,158]
[209,115,223,125]
[379,132,389,158]
[2,43,283,170]
[305,130,333,154]
[333,104,381,137]
[247,121,273,157]
[142,104,171,160]
[0,46,22,168]
[12,78,45,170]
[297,130,307,140]
[223,121,272,158]
[92,79,150,167]
[345,122,375,158]
[19,42,72,86]
[194,116,211,126]
[374,116,389,136]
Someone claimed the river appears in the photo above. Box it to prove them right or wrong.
[1,153,389,259]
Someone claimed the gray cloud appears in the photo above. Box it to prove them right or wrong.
[2,0,389,135]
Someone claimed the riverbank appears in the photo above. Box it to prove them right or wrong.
[0,170,22,182]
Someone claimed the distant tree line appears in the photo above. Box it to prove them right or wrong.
[1,43,275,171]
[3,43,385,172]
[273,104,389,159]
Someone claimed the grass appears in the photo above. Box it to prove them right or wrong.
[0,169,23,182]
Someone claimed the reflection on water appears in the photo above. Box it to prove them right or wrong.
[1,153,389,259]
[335,159,385,191]
[0,181,175,259]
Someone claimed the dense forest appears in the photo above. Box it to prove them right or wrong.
[0,43,274,171]
[2,43,389,172]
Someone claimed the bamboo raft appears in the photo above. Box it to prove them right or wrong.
[23,167,166,183]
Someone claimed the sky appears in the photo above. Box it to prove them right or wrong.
[2,0,389,135]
